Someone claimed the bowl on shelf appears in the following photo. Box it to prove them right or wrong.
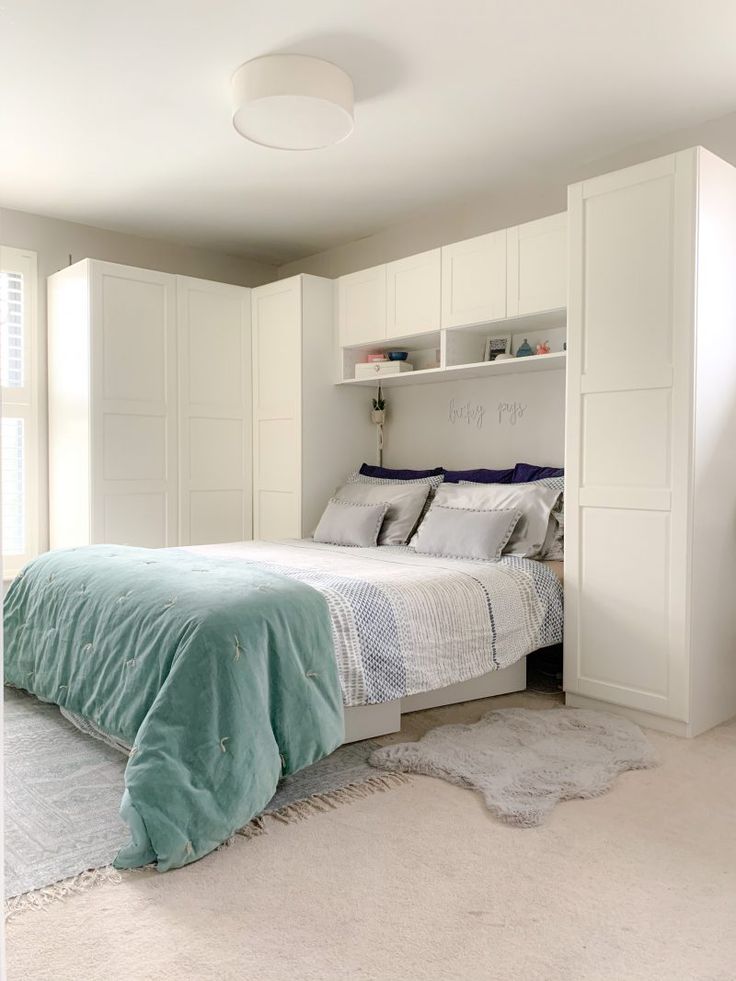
[386,351,408,361]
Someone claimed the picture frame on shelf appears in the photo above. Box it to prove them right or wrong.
[483,336,512,361]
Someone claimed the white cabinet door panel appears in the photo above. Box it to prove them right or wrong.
[506,212,566,317]
[91,262,177,547]
[252,279,302,539]
[441,231,506,328]
[564,152,695,723]
[386,249,441,337]
[337,265,387,346]
[177,276,251,546]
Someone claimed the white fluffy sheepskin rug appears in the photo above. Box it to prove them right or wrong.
[369,707,658,827]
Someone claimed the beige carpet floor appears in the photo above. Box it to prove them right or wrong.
[6,691,736,981]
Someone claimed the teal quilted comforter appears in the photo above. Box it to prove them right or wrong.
[3,546,344,871]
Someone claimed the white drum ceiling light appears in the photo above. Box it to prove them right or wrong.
[231,54,354,150]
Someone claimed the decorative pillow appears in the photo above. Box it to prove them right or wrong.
[331,481,431,545]
[512,462,564,482]
[536,477,565,559]
[359,463,443,480]
[313,499,388,548]
[442,467,514,484]
[346,472,444,489]
[413,506,522,562]
[436,481,562,558]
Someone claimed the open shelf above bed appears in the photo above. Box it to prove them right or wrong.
[338,350,566,387]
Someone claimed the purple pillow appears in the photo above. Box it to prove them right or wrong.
[359,463,443,480]
[512,462,564,482]
[442,467,514,484]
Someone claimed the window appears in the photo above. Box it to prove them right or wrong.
[1,246,39,576]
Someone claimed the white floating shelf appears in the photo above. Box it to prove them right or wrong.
[338,351,566,387]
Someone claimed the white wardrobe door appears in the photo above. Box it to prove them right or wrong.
[90,261,177,548]
[177,277,252,546]
[252,278,302,539]
[564,152,695,721]
[441,231,506,328]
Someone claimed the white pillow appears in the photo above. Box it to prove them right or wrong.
[331,481,431,545]
[433,481,562,558]
[413,506,522,561]
[313,499,389,548]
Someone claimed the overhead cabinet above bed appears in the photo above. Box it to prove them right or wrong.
[336,212,567,384]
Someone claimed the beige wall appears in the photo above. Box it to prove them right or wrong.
[0,207,277,553]
[278,109,736,279]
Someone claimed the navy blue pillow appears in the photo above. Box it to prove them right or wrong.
[512,462,564,482]
[442,467,514,484]
[359,463,444,480]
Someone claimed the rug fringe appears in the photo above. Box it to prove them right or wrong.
[236,771,412,837]
[5,772,411,919]
[4,865,122,921]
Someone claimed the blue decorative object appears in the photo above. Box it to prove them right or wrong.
[515,338,534,358]
[387,351,408,361]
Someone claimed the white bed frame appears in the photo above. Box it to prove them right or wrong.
[342,658,526,742]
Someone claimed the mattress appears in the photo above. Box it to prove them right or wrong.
[184,540,564,707]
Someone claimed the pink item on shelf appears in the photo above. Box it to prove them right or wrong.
[535,341,551,355]
[366,353,387,363]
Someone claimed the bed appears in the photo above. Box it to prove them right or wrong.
[3,538,563,871]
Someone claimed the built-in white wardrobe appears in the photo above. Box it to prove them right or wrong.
[48,259,253,549]
[564,147,736,736]
[251,274,374,538]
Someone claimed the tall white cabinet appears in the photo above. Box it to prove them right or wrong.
[48,259,252,549]
[252,274,374,539]
[564,147,736,737]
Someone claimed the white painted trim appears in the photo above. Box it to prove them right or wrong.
[565,693,693,738]
[1,245,40,577]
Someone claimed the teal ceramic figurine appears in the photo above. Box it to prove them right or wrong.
[516,338,534,357]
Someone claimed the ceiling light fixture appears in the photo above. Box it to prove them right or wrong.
[231,54,354,150]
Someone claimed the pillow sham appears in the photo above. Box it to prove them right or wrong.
[331,481,431,545]
[359,463,443,480]
[413,505,522,562]
[512,462,564,482]
[435,481,562,558]
[442,467,514,484]
[346,472,444,489]
[313,499,389,548]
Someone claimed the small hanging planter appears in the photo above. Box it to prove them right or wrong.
[372,385,386,462]
[371,385,386,426]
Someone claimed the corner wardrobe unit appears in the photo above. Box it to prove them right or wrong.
[252,274,374,538]
[48,259,252,549]
[564,147,736,736]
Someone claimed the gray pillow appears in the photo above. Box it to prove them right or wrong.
[346,471,444,533]
[439,481,562,559]
[313,498,388,548]
[413,506,522,561]
[331,481,431,545]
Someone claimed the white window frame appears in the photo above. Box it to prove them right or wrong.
[1,245,40,577]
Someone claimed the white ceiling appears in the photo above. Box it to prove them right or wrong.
[2,0,736,264]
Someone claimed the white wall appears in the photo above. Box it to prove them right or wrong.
[380,371,565,472]
[278,110,736,280]
[0,207,277,554]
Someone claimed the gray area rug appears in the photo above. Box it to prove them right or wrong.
[4,688,405,904]
[370,707,658,826]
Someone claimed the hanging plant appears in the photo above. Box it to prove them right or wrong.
[371,384,386,424]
